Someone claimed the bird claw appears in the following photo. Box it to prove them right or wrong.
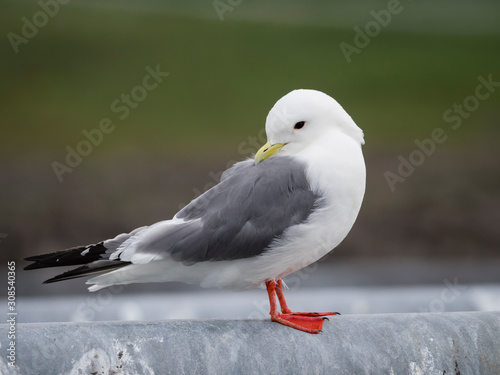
[291,311,340,317]
[271,311,341,333]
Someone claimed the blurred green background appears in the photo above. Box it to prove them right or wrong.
[1,0,499,267]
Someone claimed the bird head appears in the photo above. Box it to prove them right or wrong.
[255,89,364,165]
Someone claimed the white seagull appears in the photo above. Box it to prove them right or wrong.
[25,89,366,333]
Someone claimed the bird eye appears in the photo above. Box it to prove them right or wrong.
[294,121,305,130]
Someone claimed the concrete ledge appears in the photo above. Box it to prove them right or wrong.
[1,312,499,374]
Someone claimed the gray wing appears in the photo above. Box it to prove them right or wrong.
[111,156,321,264]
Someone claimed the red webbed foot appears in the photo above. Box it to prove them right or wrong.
[271,313,329,334]
[265,279,341,334]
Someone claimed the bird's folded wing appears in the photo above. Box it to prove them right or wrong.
[108,157,321,265]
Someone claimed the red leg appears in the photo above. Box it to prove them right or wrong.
[275,279,340,317]
[265,279,337,334]
[275,279,292,313]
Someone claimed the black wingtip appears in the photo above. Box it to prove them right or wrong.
[42,268,85,284]
[42,276,72,284]
[24,255,39,262]
[24,260,49,270]
[24,255,49,270]
[23,243,107,270]
[24,243,131,285]
[40,262,130,284]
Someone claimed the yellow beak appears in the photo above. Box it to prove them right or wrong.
[255,141,286,165]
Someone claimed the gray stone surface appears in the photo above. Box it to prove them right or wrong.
[1,312,499,375]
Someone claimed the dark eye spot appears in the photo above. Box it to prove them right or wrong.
[294,121,305,130]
